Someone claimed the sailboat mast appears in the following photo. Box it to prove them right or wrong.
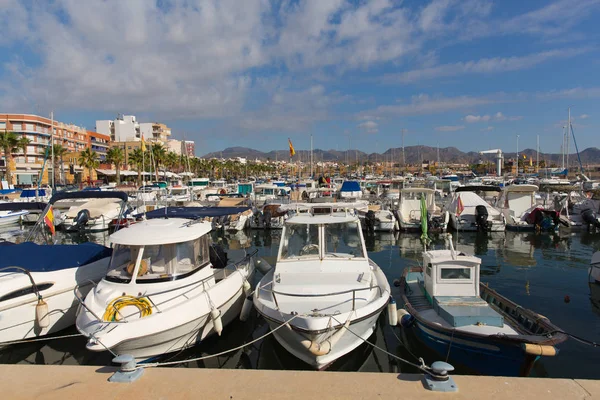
[536,135,539,173]
[50,111,55,190]
[310,134,313,179]
[566,107,571,175]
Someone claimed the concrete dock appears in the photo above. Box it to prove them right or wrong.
[2,364,599,400]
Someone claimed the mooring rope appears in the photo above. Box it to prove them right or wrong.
[2,332,83,346]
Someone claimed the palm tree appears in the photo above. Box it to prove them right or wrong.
[78,148,99,184]
[165,151,179,172]
[52,145,68,185]
[17,136,31,159]
[0,132,19,186]
[150,143,167,181]
[106,147,125,184]
[128,148,145,186]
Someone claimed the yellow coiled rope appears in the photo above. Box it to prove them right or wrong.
[103,296,153,322]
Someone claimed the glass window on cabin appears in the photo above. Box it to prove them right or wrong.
[324,222,364,258]
[281,223,320,259]
[426,263,432,277]
[106,244,140,281]
[440,268,471,280]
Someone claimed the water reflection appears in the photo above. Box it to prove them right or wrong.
[1,226,600,378]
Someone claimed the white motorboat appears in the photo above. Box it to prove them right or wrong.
[165,186,194,203]
[558,192,600,232]
[357,205,397,232]
[76,217,255,361]
[396,188,449,232]
[447,190,505,232]
[253,205,390,369]
[0,191,124,344]
[495,185,561,231]
[62,197,126,232]
[0,210,28,226]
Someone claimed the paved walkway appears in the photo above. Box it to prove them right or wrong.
[2,364,599,399]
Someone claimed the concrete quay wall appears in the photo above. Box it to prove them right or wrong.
[2,364,599,400]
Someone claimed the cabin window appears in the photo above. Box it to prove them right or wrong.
[426,263,432,277]
[324,222,364,258]
[280,223,320,259]
[440,268,471,280]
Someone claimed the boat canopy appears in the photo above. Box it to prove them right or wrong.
[143,206,251,220]
[504,184,539,192]
[109,218,212,246]
[0,242,111,272]
[340,181,361,192]
[20,189,47,198]
[0,202,47,211]
[50,190,129,204]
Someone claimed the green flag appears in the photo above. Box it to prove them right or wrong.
[420,193,429,243]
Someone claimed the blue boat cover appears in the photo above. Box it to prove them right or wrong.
[340,181,361,192]
[0,202,47,211]
[0,242,112,272]
[20,189,46,198]
[143,206,251,220]
[50,190,129,204]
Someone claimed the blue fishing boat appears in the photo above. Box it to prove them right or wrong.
[398,248,567,376]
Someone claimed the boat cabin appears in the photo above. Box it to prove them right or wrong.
[422,250,503,328]
[188,178,210,188]
[105,219,214,285]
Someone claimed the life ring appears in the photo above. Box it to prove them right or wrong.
[126,259,148,277]
[220,189,226,195]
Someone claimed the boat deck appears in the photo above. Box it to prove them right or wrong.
[404,271,518,335]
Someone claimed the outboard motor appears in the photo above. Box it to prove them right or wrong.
[71,209,90,231]
[475,205,489,232]
[428,216,442,231]
[582,209,600,232]
[263,209,272,230]
[209,244,228,269]
[365,210,376,232]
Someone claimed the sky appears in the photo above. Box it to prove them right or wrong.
[1,0,599,156]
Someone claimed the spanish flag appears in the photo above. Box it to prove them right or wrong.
[44,206,55,235]
[141,135,146,152]
[288,138,295,157]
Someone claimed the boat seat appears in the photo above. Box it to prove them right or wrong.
[0,242,112,272]
[434,296,504,328]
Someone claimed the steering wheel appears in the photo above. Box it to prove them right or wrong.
[300,244,320,256]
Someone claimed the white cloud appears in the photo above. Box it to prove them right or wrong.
[481,126,494,132]
[465,114,491,123]
[358,120,379,134]
[464,112,522,123]
[435,125,465,132]
[580,114,590,119]
[385,48,590,84]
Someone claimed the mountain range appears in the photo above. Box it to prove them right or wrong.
[203,146,600,166]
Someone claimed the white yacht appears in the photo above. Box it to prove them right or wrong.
[76,217,255,361]
[0,191,124,344]
[495,185,561,231]
[253,205,390,369]
[447,189,505,232]
[62,197,126,232]
[396,188,449,232]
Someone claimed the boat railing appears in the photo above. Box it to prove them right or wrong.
[269,284,384,312]
[73,250,257,325]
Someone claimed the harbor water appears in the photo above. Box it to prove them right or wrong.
[1,225,599,379]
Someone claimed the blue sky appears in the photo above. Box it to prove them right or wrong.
[1,0,599,156]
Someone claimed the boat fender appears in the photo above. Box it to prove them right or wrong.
[300,318,351,356]
[388,297,398,326]
[35,298,50,329]
[211,308,223,336]
[522,344,557,357]
[242,280,252,297]
[254,258,273,275]
[239,295,253,322]
[397,308,414,328]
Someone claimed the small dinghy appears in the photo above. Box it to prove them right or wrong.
[398,247,567,376]
[253,204,390,369]
[0,209,29,226]
[76,217,255,361]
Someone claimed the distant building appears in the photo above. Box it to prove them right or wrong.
[96,115,141,142]
[140,122,171,143]
[0,113,97,186]
[87,131,110,161]
[182,140,195,157]
[167,139,182,155]
[109,141,144,169]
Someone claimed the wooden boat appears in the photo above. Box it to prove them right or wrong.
[398,248,567,376]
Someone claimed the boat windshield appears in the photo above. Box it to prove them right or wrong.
[280,224,320,259]
[106,238,209,283]
[324,222,364,258]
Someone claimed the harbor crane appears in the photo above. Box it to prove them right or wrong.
[479,149,503,176]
